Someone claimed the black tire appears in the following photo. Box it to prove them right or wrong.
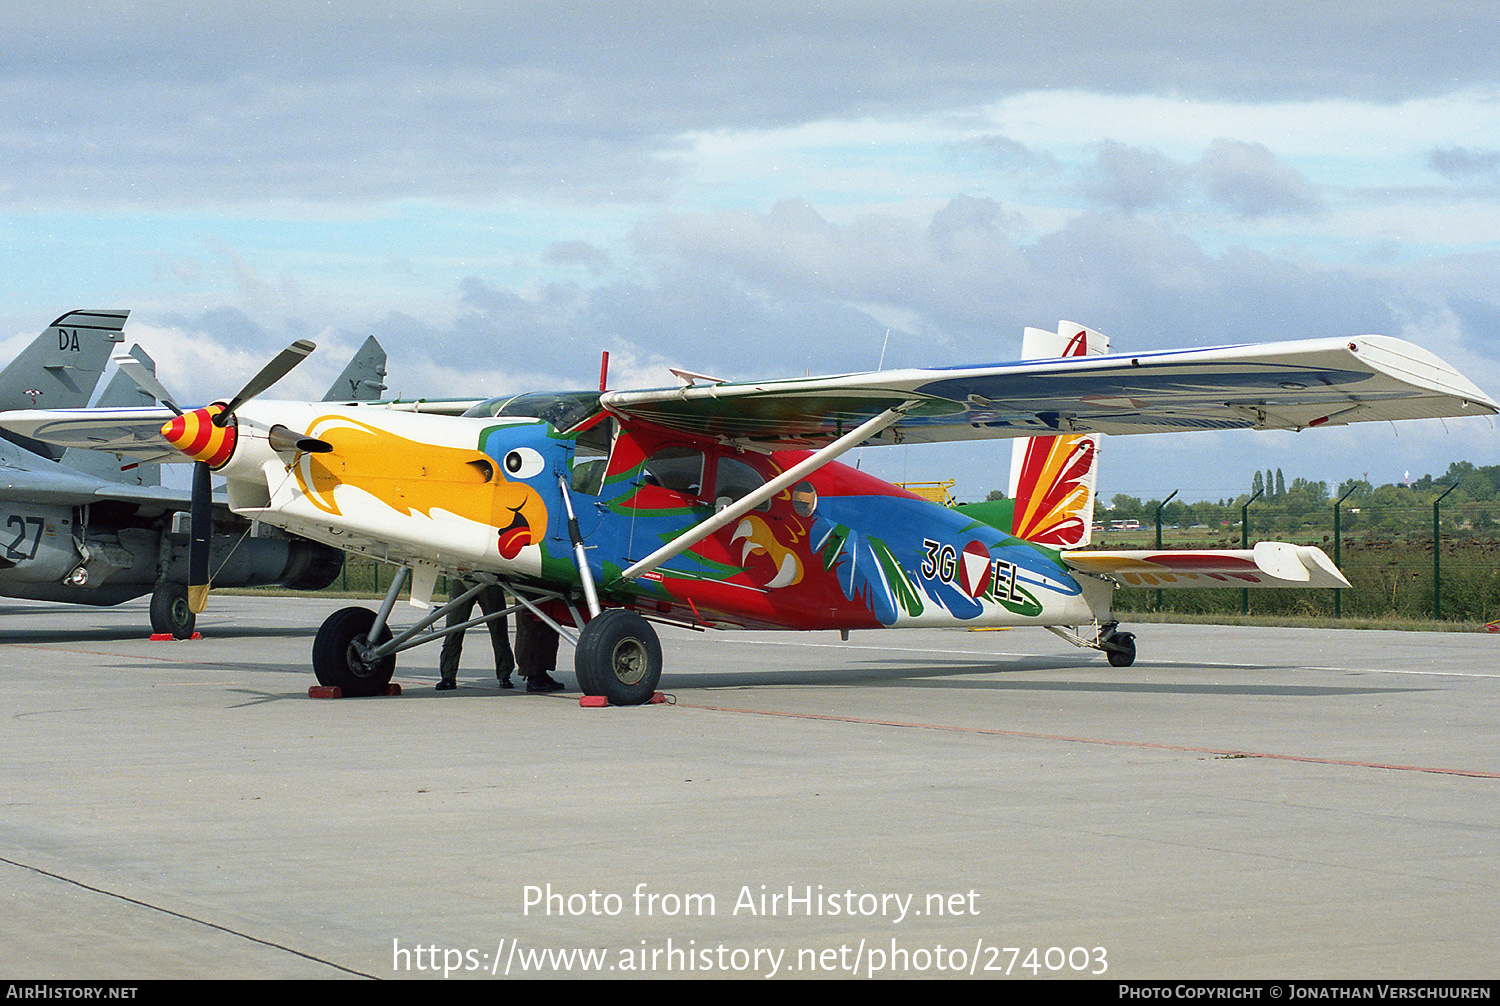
[149,582,196,639]
[1105,631,1136,667]
[312,606,395,697]
[574,609,662,706]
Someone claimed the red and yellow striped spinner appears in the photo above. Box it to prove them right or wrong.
[160,403,238,468]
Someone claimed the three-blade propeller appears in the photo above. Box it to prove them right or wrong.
[115,340,319,613]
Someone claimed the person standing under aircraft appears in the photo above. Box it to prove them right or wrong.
[516,612,565,693]
[436,581,514,690]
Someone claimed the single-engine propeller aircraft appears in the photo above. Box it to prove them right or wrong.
[3,322,1493,702]
[0,313,388,638]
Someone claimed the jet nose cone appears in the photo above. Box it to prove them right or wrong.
[161,403,237,467]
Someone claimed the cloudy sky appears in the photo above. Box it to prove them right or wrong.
[2,2,1498,502]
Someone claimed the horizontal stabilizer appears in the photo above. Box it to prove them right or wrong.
[1061,542,1350,589]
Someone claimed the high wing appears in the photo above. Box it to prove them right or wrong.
[598,333,1497,447]
[3,330,1495,458]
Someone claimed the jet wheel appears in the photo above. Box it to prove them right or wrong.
[313,606,396,696]
[149,582,196,639]
[575,609,662,706]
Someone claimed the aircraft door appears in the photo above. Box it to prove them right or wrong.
[623,443,710,563]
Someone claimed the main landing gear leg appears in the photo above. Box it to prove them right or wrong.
[1044,621,1137,666]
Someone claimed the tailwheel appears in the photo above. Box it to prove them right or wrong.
[1098,621,1137,667]
[312,606,395,696]
[574,609,662,706]
[149,581,196,639]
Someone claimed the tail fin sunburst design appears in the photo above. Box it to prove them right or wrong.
[1006,322,1107,548]
[1010,434,1097,546]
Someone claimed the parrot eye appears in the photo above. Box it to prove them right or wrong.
[503,448,545,478]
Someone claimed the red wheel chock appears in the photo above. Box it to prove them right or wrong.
[307,683,402,698]
[578,692,666,708]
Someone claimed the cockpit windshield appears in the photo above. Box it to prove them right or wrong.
[463,391,602,432]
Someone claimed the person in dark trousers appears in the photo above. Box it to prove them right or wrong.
[516,610,565,692]
[436,581,514,690]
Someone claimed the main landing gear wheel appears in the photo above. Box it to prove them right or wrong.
[150,581,196,639]
[575,609,662,706]
[313,606,395,697]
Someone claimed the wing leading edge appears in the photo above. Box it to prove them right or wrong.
[598,333,1497,447]
[2,329,1494,456]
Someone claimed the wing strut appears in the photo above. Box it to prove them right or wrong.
[617,400,918,582]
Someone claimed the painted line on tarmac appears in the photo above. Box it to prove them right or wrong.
[0,854,376,978]
[1305,665,1500,679]
[724,638,1056,659]
[675,702,1500,779]
[728,639,1500,679]
[5,643,185,663]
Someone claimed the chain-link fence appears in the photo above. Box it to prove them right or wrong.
[1095,498,1500,623]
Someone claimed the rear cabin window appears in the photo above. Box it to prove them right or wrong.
[714,456,770,512]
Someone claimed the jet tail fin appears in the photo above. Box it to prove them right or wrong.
[322,336,388,401]
[0,310,127,460]
[1007,322,1107,547]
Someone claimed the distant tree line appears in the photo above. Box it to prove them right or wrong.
[1093,461,1500,537]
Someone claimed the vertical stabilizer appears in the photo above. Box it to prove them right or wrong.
[323,336,388,401]
[1007,321,1107,547]
[0,309,127,460]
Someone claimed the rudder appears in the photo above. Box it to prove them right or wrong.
[1007,321,1107,548]
[0,309,127,460]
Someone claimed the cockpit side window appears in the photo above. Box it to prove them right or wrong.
[569,419,614,497]
[571,452,608,496]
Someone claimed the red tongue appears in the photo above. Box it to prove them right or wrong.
[498,525,531,559]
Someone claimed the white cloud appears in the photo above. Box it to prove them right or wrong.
[0,2,1495,500]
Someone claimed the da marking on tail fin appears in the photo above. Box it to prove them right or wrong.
[0,309,127,461]
[1006,322,1107,548]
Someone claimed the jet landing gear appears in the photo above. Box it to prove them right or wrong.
[1045,619,1136,666]
[149,581,197,639]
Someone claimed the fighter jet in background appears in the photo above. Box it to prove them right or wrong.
[0,312,387,638]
